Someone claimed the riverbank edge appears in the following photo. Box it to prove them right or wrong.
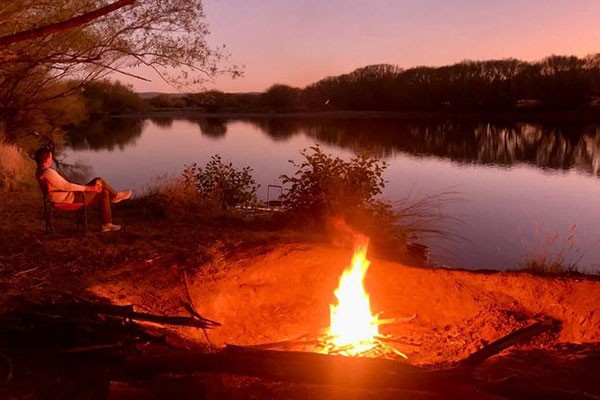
[112,108,600,122]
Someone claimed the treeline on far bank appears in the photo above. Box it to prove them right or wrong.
[134,54,600,114]
[57,54,600,121]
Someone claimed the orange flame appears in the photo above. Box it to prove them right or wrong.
[328,244,379,355]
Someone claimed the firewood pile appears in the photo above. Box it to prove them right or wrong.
[1,292,586,399]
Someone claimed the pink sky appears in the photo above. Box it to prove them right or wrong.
[125,0,600,93]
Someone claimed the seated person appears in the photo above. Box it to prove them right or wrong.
[34,147,132,232]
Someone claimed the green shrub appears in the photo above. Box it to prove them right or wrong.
[183,155,259,209]
[280,146,453,264]
[280,146,388,222]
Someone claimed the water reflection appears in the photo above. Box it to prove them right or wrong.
[68,118,145,151]
[149,117,174,128]
[67,117,600,176]
[246,118,304,141]
[190,117,228,138]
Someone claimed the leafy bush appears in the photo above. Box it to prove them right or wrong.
[280,146,455,264]
[183,155,259,209]
[280,146,388,222]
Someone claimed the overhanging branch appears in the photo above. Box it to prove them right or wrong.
[0,0,136,48]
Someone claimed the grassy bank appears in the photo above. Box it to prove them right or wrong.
[0,140,35,191]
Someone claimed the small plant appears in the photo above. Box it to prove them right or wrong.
[519,223,583,274]
[280,145,388,221]
[183,155,259,209]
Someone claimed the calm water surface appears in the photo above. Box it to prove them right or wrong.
[63,117,600,272]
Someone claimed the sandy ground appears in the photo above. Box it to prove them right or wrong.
[1,192,600,398]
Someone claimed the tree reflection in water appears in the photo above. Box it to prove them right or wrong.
[67,118,145,151]
[244,118,600,177]
[188,117,228,138]
[67,116,600,177]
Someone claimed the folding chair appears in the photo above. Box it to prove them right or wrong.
[38,180,87,234]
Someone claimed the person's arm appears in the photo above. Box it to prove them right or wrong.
[42,168,96,192]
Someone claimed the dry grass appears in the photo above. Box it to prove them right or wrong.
[0,140,35,191]
[131,174,228,219]
[391,190,463,241]
[519,223,584,274]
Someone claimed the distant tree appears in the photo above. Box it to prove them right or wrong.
[345,64,403,110]
[584,54,600,102]
[262,84,302,110]
[187,90,226,112]
[147,94,186,109]
[83,79,148,115]
[535,55,592,108]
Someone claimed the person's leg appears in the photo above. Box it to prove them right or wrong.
[87,177,132,203]
[84,190,112,224]
[87,177,117,200]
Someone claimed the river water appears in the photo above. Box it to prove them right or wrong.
[63,116,600,272]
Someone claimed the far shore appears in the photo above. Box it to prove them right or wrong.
[114,108,600,122]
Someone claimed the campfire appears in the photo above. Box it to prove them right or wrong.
[327,243,378,354]
[319,241,408,359]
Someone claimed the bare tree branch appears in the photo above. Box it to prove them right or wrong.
[0,0,136,48]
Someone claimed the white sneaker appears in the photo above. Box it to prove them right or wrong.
[101,223,122,232]
[112,189,133,203]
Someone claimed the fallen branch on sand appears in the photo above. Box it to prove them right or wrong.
[458,316,560,368]
[115,317,560,394]
[0,297,573,398]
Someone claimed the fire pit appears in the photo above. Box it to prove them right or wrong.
[248,242,410,359]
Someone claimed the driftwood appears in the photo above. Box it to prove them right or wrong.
[458,317,560,368]
[116,317,559,392]
[22,295,221,330]
[120,345,472,391]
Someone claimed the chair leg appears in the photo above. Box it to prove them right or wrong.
[77,207,88,233]
[83,205,87,232]
[76,209,81,231]
[45,207,54,234]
